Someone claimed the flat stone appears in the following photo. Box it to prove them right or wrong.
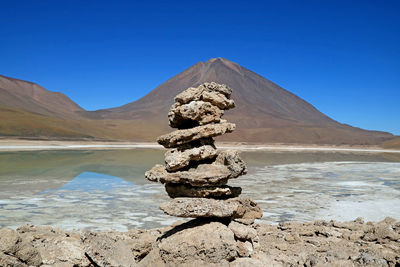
[159,198,263,219]
[175,137,214,150]
[174,83,234,110]
[165,144,217,171]
[146,150,247,186]
[234,218,256,225]
[165,184,242,198]
[145,164,231,186]
[168,100,224,128]
[157,122,236,148]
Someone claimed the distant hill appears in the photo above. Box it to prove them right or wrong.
[0,75,83,119]
[382,137,400,149]
[0,59,395,144]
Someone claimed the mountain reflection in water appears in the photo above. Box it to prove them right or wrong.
[0,149,399,231]
[54,172,135,192]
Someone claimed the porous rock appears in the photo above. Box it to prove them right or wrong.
[0,227,20,254]
[175,83,234,110]
[0,227,42,266]
[159,197,262,219]
[17,224,86,266]
[157,122,235,148]
[157,221,237,264]
[0,252,27,267]
[236,240,254,257]
[165,144,217,171]
[82,229,163,267]
[145,163,232,186]
[168,100,224,128]
[82,232,137,267]
[230,257,270,267]
[203,82,233,97]
[214,150,248,177]
[146,150,247,186]
[228,221,258,241]
[165,184,242,198]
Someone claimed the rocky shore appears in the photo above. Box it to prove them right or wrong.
[0,217,399,266]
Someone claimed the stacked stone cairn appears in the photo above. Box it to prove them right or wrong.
[145,82,262,258]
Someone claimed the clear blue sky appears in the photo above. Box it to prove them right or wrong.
[1,0,399,134]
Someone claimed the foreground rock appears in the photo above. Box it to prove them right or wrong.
[140,220,237,266]
[1,217,399,266]
[160,198,263,219]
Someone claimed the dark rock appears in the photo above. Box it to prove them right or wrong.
[165,184,242,198]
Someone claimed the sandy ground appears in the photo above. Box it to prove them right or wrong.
[0,138,400,153]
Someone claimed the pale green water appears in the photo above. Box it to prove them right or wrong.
[0,149,399,231]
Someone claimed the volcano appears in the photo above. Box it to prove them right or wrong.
[0,58,394,144]
[89,58,393,144]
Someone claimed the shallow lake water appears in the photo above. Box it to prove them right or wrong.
[0,149,399,231]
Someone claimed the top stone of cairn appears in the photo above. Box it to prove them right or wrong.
[168,82,235,129]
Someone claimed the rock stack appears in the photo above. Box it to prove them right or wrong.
[145,82,262,259]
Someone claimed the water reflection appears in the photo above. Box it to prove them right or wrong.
[0,149,399,230]
[55,172,135,192]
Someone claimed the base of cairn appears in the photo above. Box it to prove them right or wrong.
[138,217,261,266]
[160,197,262,220]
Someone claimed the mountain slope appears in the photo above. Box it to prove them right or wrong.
[382,137,400,149]
[91,58,393,145]
[0,75,83,119]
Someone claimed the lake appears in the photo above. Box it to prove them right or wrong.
[0,149,399,231]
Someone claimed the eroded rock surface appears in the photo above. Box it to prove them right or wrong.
[165,144,217,171]
[157,221,237,264]
[174,82,234,110]
[145,163,232,186]
[146,149,247,186]
[168,100,224,128]
[157,122,236,148]
[214,150,248,178]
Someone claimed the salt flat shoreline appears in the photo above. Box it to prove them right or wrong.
[1,217,399,266]
[0,139,399,153]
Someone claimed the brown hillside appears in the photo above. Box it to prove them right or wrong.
[0,75,83,119]
[381,137,400,149]
[90,58,393,145]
